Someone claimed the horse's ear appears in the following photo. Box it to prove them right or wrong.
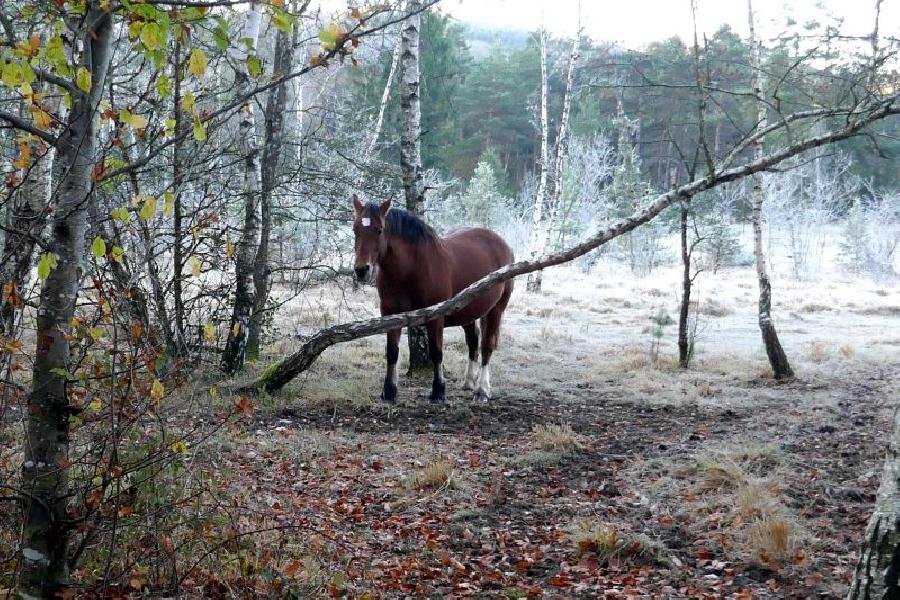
[352,194,363,215]
[379,199,391,216]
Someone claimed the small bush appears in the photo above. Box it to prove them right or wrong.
[411,460,453,490]
[531,423,581,453]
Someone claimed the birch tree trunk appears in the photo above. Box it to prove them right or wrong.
[359,35,401,186]
[398,0,430,371]
[18,4,112,595]
[525,27,549,293]
[847,407,900,598]
[169,39,189,358]
[247,13,297,360]
[747,0,794,380]
[222,2,263,374]
[535,33,580,284]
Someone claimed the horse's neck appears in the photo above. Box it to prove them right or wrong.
[378,237,441,286]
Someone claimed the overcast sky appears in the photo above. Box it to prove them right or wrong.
[438,0,898,48]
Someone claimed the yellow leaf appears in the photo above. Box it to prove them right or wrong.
[203,323,215,341]
[163,191,174,216]
[150,379,164,401]
[88,398,102,411]
[226,239,235,258]
[121,109,148,130]
[31,107,51,129]
[169,440,187,454]
[232,322,240,336]
[76,66,92,93]
[182,91,195,113]
[188,48,207,78]
[139,196,157,221]
[208,386,219,398]
[189,256,201,277]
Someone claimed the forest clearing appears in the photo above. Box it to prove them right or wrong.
[0,0,899,597]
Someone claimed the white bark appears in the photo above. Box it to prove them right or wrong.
[525,27,549,292]
[748,0,793,379]
[358,35,402,192]
[399,0,425,214]
[222,1,264,373]
[527,29,579,292]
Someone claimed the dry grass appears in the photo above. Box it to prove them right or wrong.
[699,298,734,317]
[566,519,665,566]
[697,457,747,491]
[410,459,453,490]
[508,450,565,468]
[798,303,833,313]
[858,305,900,317]
[805,341,831,363]
[567,519,621,561]
[531,423,582,453]
[745,516,800,566]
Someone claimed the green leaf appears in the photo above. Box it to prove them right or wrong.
[247,55,262,78]
[273,10,295,33]
[50,367,74,381]
[139,196,157,221]
[317,25,340,51]
[37,252,57,280]
[156,73,171,98]
[91,236,106,258]
[76,66,91,93]
[110,246,125,264]
[111,206,131,223]
[213,23,229,50]
[46,34,66,69]
[188,47,207,78]
[163,191,175,216]
[140,21,164,50]
[192,117,206,141]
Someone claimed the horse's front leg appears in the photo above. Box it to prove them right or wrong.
[426,319,445,403]
[382,328,401,402]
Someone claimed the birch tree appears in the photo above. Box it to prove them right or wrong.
[222,3,264,374]
[747,0,794,380]
[399,0,430,370]
[15,3,113,593]
[248,2,306,360]
[525,27,549,292]
[527,28,579,292]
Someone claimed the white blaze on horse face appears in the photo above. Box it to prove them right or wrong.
[464,360,479,390]
[476,362,491,399]
[361,218,371,227]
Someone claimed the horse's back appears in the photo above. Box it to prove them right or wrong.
[440,227,514,326]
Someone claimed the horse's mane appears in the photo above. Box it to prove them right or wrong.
[364,202,439,245]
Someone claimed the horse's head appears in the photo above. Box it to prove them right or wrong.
[352,195,390,282]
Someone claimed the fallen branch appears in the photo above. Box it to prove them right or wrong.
[245,98,897,394]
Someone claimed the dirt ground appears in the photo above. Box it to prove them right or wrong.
[3,237,899,597]
[223,249,900,597]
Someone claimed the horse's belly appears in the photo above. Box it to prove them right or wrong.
[444,286,503,327]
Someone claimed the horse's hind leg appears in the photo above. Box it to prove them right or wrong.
[475,283,512,402]
[462,323,480,390]
[382,328,401,402]
[426,318,446,403]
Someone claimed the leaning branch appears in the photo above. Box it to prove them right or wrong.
[246,97,898,394]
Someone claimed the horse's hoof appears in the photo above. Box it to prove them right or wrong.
[473,390,489,403]
[382,381,398,403]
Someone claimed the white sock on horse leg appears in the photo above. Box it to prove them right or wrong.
[464,360,479,389]
[476,362,491,399]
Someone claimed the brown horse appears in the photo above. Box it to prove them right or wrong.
[352,196,514,403]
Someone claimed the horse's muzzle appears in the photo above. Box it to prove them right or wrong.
[354,265,371,282]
